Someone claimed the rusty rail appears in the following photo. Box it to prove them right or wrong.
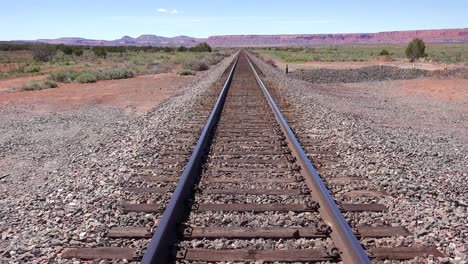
[141,54,239,264]
[246,55,371,264]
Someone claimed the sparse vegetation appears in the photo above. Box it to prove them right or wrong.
[48,70,80,83]
[49,68,135,83]
[256,44,468,63]
[184,59,209,71]
[177,69,195,76]
[406,38,427,62]
[76,72,99,83]
[0,43,231,85]
[102,68,134,80]
[21,79,57,91]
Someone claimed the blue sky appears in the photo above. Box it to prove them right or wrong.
[2,0,467,40]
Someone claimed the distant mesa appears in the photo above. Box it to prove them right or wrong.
[14,28,468,47]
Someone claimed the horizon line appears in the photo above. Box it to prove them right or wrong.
[2,27,467,42]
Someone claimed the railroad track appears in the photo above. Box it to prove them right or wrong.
[63,52,442,263]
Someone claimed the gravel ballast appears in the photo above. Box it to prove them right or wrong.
[0,53,237,262]
[250,53,467,263]
[289,65,432,83]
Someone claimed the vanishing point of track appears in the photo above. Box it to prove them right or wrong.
[63,52,443,263]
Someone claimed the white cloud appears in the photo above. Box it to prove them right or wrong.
[157,8,168,13]
[170,9,179,15]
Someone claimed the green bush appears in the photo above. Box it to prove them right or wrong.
[406,38,426,62]
[76,72,99,83]
[177,69,195,76]
[49,68,134,83]
[48,70,79,83]
[379,49,390,56]
[25,64,41,73]
[102,68,134,80]
[183,59,209,71]
[0,72,9,79]
[21,80,57,91]
[21,80,42,91]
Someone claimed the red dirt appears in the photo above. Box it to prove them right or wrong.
[0,63,26,72]
[0,75,48,92]
[0,73,194,114]
[395,78,468,103]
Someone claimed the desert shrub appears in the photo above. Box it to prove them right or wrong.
[21,80,57,91]
[102,68,134,80]
[177,69,195,76]
[76,72,99,83]
[0,72,9,79]
[204,53,225,66]
[183,59,209,71]
[21,80,42,90]
[24,64,41,73]
[144,64,171,75]
[379,49,390,56]
[31,44,57,62]
[48,70,79,82]
[42,80,58,88]
[406,38,426,62]
[50,68,134,84]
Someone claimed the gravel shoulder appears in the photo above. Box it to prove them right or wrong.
[250,54,467,263]
[0,54,236,262]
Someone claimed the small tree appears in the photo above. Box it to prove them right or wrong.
[31,44,57,62]
[93,47,107,59]
[379,49,390,56]
[189,42,212,52]
[73,47,84,56]
[406,38,426,62]
[61,46,74,55]
[177,46,188,52]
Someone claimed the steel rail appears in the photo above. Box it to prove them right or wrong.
[246,55,371,264]
[141,54,239,264]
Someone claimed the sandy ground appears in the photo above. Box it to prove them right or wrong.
[396,78,468,104]
[0,75,48,93]
[259,53,467,106]
[0,73,194,114]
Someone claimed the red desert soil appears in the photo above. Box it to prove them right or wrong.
[395,78,468,103]
[0,75,48,92]
[0,73,194,113]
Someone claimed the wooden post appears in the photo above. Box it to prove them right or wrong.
[286,64,288,74]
